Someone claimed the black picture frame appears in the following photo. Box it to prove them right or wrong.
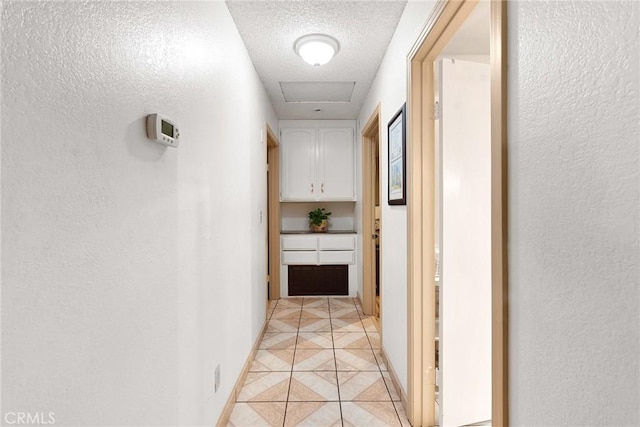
[387,103,407,205]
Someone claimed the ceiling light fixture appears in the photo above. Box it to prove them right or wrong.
[294,34,340,67]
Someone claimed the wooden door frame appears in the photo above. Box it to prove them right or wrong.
[405,1,508,426]
[361,104,381,317]
[267,124,281,301]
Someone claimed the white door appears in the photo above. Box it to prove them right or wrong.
[439,57,492,427]
[318,128,355,201]
[280,128,317,201]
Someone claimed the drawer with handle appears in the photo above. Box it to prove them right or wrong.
[318,236,355,251]
[281,236,318,251]
[282,250,318,265]
[318,250,354,265]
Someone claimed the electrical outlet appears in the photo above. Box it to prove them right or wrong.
[215,365,220,392]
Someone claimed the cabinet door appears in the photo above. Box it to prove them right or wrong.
[318,235,355,250]
[280,128,317,201]
[318,128,355,200]
[288,265,348,296]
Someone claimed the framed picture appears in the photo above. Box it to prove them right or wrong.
[388,103,406,205]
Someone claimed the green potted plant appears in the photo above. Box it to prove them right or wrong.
[308,208,332,232]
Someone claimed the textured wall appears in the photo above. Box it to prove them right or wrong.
[1,1,276,425]
[508,1,639,425]
[357,0,437,394]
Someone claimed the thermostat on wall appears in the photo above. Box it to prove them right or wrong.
[146,113,179,147]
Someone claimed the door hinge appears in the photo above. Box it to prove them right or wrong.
[266,163,270,172]
[433,101,440,120]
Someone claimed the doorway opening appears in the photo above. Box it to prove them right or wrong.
[266,124,281,307]
[405,0,508,426]
[362,104,381,325]
[434,1,492,423]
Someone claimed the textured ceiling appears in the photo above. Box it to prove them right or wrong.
[226,0,408,119]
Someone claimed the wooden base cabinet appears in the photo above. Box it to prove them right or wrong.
[288,265,348,296]
[280,233,357,297]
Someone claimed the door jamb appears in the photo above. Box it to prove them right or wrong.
[405,1,508,426]
[361,104,381,317]
[267,124,281,301]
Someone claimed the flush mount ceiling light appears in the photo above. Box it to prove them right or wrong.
[294,34,340,67]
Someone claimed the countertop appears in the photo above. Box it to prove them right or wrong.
[281,230,356,235]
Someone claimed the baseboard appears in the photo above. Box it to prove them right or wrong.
[379,346,408,407]
[215,320,269,427]
[371,315,381,333]
[355,293,363,309]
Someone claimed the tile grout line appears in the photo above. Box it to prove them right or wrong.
[273,299,291,427]
[278,299,294,427]
[281,298,302,427]
[349,299,403,425]
[334,297,360,426]
[363,307,404,426]
[338,299,355,427]
[378,351,403,425]
[232,299,402,426]
[281,298,373,426]
[328,298,346,427]
[239,299,286,425]
[338,298,362,427]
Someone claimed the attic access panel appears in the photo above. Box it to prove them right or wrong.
[280,81,356,103]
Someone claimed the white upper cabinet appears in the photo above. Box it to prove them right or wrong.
[280,122,355,202]
[280,128,317,200]
[318,128,355,201]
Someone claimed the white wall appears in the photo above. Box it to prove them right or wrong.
[281,202,356,232]
[357,0,437,394]
[509,1,639,425]
[1,2,277,426]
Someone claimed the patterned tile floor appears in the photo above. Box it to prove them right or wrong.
[227,297,411,427]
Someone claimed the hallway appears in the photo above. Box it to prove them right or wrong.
[226,297,410,426]
[2,1,638,425]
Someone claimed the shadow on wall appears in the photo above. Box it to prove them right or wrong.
[126,116,167,162]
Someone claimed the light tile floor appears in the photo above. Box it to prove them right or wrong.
[228,297,411,427]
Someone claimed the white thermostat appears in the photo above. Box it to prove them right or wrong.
[146,113,180,147]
